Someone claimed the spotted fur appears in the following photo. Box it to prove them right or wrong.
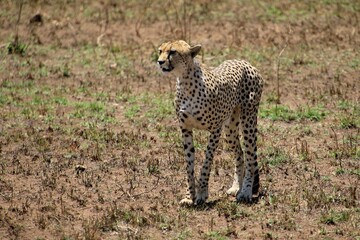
[158,40,263,205]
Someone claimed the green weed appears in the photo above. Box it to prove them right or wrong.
[125,104,141,119]
[0,92,10,106]
[350,169,360,176]
[298,106,326,121]
[335,168,345,176]
[260,105,297,121]
[7,39,27,56]
[38,65,49,78]
[145,95,174,121]
[263,232,276,240]
[205,231,229,240]
[147,158,161,175]
[216,201,249,221]
[260,104,326,122]
[175,230,192,240]
[61,64,71,77]
[264,5,285,22]
[122,93,174,123]
[53,97,68,105]
[261,146,289,167]
[329,133,359,161]
[337,100,353,110]
[70,101,115,123]
[339,116,358,129]
[320,210,350,225]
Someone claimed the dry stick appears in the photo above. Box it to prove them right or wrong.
[182,0,192,43]
[15,0,24,46]
[135,0,151,38]
[276,43,287,105]
[182,0,187,41]
[116,175,160,199]
[330,127,343,169]
[96,3,109,47]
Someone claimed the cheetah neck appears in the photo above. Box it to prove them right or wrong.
[176,60,203,89]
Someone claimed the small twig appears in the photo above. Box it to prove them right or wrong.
[131,175,160,198]
[116,182,133,198]
[15,0,24,43]
[183,0,187,41]
[181,0,193,43]
[117,223,139,235]
[330,127,344,168]
[276,43,287,105]
[96,33,105,47]
[116,175,161,199]
[134,0,152,38]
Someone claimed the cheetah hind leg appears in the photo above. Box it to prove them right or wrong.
[223,107,245,197]
[236,112,259,203]
[226,146,245,196]
[227,168,244,196]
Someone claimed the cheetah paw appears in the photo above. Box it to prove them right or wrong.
[195,190,208,205]
[179,198,194,206]
[226,185,240,196]
[236,189,253,203]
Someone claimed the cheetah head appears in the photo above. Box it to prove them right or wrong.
[157,40,201,74]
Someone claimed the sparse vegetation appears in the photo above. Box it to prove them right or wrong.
[0,0,359,239]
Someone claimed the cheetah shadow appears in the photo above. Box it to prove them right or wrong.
[184,192,265,211]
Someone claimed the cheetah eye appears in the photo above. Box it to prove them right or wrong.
[169,50,177,55]
[158,50,162,54]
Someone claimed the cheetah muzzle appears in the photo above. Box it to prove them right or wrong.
[158,40,263,206]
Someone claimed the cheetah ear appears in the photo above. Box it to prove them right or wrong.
[190,44,201,58]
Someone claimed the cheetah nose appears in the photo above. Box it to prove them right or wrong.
[158,60,165,65]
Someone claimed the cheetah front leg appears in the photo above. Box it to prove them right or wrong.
[179,127,196,206]
[196,128,222,205]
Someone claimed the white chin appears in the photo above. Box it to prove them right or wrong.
[161,68,172,72]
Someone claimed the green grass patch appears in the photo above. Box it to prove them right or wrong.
[339,115,359,129]
[320,210,350,225]
[261,146,289,167]
[7,39,28,56]
[70,101,115,123]
[260,104,326,122]
[1,79,34,90]
[124,104,141,119]
[175,230,192,240]
[336,101,359,129]
[0,92,10,106]
[122,93,174,122]
[144,95,174,121]
[53,97,68,105]
[350,168,360,176]
[260,105,297,121]
[216,201,250,221]
[205,231,229,240]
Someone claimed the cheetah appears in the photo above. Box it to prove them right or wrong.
[157,40,263,205]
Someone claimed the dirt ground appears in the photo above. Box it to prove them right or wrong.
[0,1,359,239]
